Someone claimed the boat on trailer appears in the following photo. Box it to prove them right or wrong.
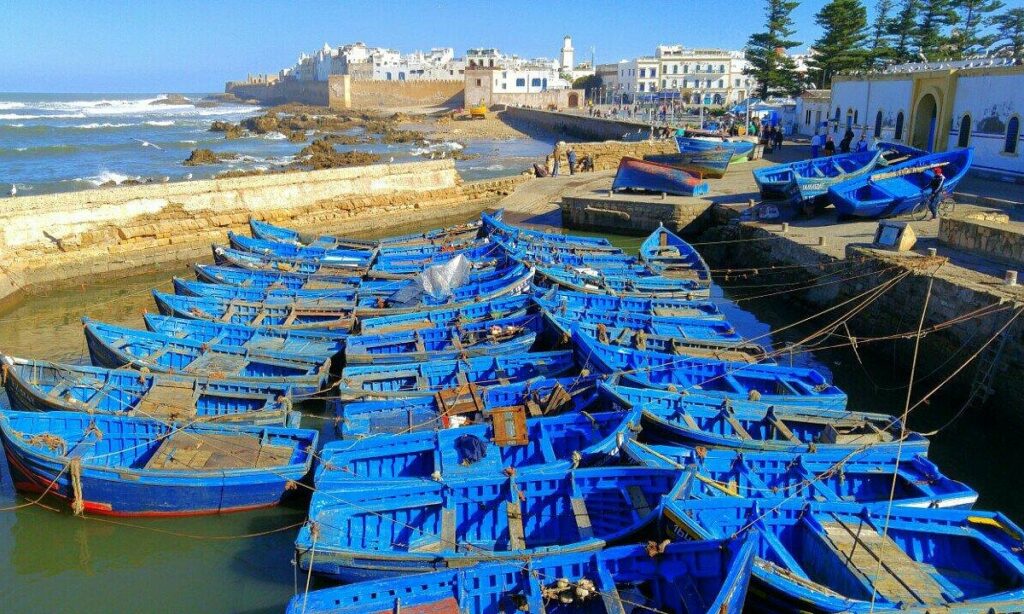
[287,537,757,614]
[664,498,1024,613]
[639,224,712,285]
[0,410,317,516]
[0,355,298,426]
[611,157,710,197]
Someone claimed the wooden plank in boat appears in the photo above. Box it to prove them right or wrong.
[144,432,293,470]
[435,383,484,416]
[819,519,945,606]
[570,496,594,539]
[368,598,460,614]
[133,379,198,421]
[651,307,704,318]
[489,406,528,446]
[626,485,651,517]
[507,500,526,550]
[183,352,248,376]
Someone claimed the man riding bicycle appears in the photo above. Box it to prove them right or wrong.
[925,167,946,220]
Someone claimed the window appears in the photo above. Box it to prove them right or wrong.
[515,78,525,87]
[671,79,676,88]
[672,65,678,74]
[958,114,971,148]
[805,110,812,125]
[874,110,883,138]
[735,78,740,87]
[719,64,725,72]
[650,68,656,77]
[834,107,841,124]
[639,83,645,92]
[1005,116,1019,153]
[531,78,542,87]
[718,79,724,87]
[894,111,905,141]
[683,64,689,73]
[639,68,645,78]
[475,78,482,86]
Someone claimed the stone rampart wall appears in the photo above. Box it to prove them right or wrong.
[939,213,1024,267]
[560,195,713,236]
[569,140,678,171]
[226,80,329,106]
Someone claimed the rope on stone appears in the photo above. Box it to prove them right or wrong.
[69,457,85,516]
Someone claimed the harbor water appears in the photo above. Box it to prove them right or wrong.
[0,221,1019,613]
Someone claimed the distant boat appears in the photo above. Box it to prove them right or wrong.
[611,157,710,197]
[829,147,974,218]
[676,135,754,163]
[0,410,317,516]
[227,231,374,265]
[639,224,712,285]
[644,146,733,178]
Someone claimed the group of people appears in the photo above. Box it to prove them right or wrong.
[761,125,785,153]
[534,142,593,177]
[810,129,873,159]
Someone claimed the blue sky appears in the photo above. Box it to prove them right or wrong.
[0,0,1016,93]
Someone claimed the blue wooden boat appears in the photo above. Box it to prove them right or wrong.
[296,466,680,580]
[536,265,709,299]
[249,216,486,250]
[0,410,317,516]
[664,498,1024,613]
[153,291,355,331]
[482,210,614,248]
[227,231,374,265]
[359,293,531,334]
[333,376,607,437]
[213,246,369,276]
[83,318,330,396]
[338,350,576,399]
[287,537,756,614]
[353,265,535,316]
[676,136,754,163]
[754,149,881,204]
[534,286,723,319]
[639,224,712,285]
[344,313,542,365]
[316,410,630,484]
[371,242,501,273]
[0,355,298,426]
[575,331,846,409]
[607,383,925,455]
[142,313,346,358]
[612,157,710,197]
[625,440,978,509]
[193,263,363,291]
[173,277,359,303]
[644,147,733,178]
[829,147,974,218]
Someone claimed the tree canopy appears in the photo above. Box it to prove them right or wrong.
[807,0,869,88]
[744,0,804,98]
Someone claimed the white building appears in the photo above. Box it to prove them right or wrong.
[794,89,832,137]
[281,42,464,82]
[829,58,1024,180]
[653,46,754,105]
[617,57,661,96]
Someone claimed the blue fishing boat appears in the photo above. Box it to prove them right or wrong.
[639,224,712,285]
[534,286,723,319]
[227,231,374,265]
[676,135,754,163]
[353,265,535,316]
[371,242,501,274]
[213,246,369,276]
[0,355,298,426]
[334,375,607,437]
[644,146,733,178]
[142,313,346,358]
[536,265,709,299]
[296,466,681,580]
[612,157,710,197]
[625,440,978,509]
[608,383,924,455]
[338,350,576,399]
[664,498,1024,613]
[192,263,363,291]
[0,411,317,516]
[359,293,531,334]
[153,291,356,331]
[249,216,486,250]
[752,149,885,204]
[83,318,330,396]
[173,277,359,303]
[829,147,974,218]
[316,410,630,484]
[481,210,614,248]
[287,537,756,614]
[575,331,846,409]
[344,313,542,365]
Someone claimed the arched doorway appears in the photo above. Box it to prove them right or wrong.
[912,93,938,151]
[567,92,580,108]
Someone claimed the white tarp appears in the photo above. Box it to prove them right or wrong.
[388,254,472,307]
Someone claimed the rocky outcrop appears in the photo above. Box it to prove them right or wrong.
[296,138,381,170]
[183,148,224,166]
[151,94,191,106]
[209,121,245,139]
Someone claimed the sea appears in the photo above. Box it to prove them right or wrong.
[0,93,552,196]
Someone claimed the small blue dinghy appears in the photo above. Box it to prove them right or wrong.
[250,216,485,250]
[153,291,356,331]
[358,293,531,334]
[338,350,576,399]
[575,331,845,409]
[192,263,363,291]
[676,135,754,163]
[142,313,346,358]
[83,318,331,396]
[663,498,1024,613]
[639,224,712,285]
[0,410,317,516]
[296,466,681,581]
[287,537,757,614]
[172,277,358,303]
[644,146,733,178]
[536,265,709,299]
[227,231,374,265]
[482,210,614,248]
[212,245,369,276]
[1,355,298,426]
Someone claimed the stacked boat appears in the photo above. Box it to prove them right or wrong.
[2,210,1022,612]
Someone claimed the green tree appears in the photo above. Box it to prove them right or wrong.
[808,0,869,88]
[572,75,602,99]
[914,0,959,59]
[949,0,1005,58]
[992,7,1024,59]
[866,0,897,66]
[744,0,805,98]
[888,0,921,62]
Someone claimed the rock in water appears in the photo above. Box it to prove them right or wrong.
[151,94,191,105]
[183,148,222,166]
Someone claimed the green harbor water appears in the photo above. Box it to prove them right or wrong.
[0,217,1019,613]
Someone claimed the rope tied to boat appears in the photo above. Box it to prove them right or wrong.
[25,433,67,455]
[69,457,85,516]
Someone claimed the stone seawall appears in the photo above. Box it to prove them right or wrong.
[570,141,677,171]
[939,212,1024,267]
[560,194,713,236]
[225,80,329,106]
[502,106,657,141]
[0,161,530,305]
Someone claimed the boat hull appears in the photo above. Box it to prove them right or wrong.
[612,157,709,196]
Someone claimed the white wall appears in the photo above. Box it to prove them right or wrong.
[831,78,914,142]
[951,73,1024,178]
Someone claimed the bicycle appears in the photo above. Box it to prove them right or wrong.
[911,189,956,221]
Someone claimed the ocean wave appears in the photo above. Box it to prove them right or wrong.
[71,171,142,186]
[0,102,26,110]
[0,144,79,157]
[0,112,87,120]
[145,120,175,127]
[75,122,136,129]
[181,139,197,144]
[263,131,287,140]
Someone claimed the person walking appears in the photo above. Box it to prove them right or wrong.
[925,167,946,220]
[823,135,836,156]
[839,132,853,154]
[810,132,823,158]
[773,127,784,151]
[855,134,869,152]
[551,142,563,176]
[567,147,578,175]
